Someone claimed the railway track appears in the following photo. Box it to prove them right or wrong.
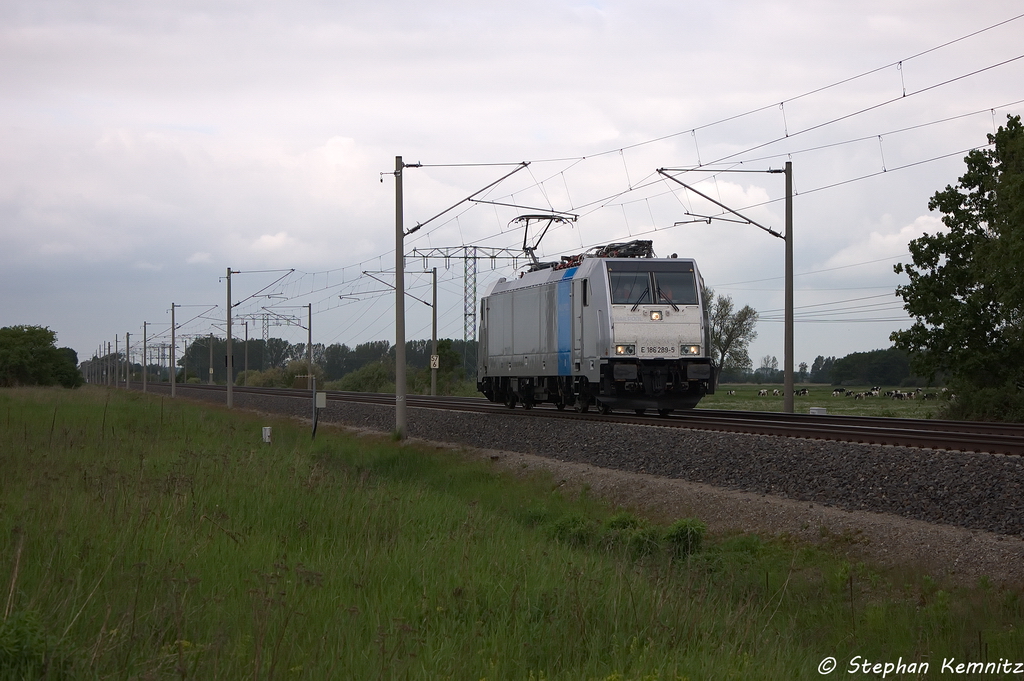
[142,383,1024,457]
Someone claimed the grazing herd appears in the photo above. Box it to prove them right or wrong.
[732,386,949,400]
[754,388,809,397]
[831,387,944,400]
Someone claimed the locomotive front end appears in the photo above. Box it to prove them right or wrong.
[599,258,714,414]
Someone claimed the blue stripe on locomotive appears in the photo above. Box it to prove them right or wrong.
[557,267,577,375]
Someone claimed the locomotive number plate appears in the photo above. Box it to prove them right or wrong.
[639,345,674,356]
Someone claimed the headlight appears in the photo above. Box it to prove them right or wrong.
[615,344,636,356]
[680,345,700,355]
[650,310,663,321]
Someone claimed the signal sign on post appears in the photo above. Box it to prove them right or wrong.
[430,354,440,369]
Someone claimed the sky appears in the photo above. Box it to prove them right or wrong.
[2,0,1023,374]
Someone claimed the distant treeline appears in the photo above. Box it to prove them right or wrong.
[719,347,936,387]
[818,347,937,387]
[83,337,478,386]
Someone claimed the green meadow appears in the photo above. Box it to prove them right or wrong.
[701,384,945,419]
[2,387,1023,679]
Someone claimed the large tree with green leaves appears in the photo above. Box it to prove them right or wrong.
[702,286,758,387]
[0,325,83,388]
[891,114,1024,420]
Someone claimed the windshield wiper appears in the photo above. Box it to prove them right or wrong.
[657,287,680,311]
[630,286,650,311]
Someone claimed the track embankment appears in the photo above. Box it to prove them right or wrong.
[156,384,1024,539]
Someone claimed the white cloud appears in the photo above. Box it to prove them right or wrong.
[251,231,296,253]
[187,251,212,264]
[821,214,945,272]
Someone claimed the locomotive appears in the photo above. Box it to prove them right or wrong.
[477,240,715,414]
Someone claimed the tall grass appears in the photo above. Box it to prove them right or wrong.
[2,386,1024,679]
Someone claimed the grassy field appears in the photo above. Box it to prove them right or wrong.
[2,387,1022,679]
[451,380,947,418]
[700,384,948,419]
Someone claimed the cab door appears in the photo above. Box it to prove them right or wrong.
[572,278,583,372]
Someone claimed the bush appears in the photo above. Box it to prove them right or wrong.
[664,518,706,557]
[548,513,597,547]
[240,367,286,388]
[604,511,644,531]
[940,382,1024,422]
[331,361,395,393]
[234,369,261,386]
[601,512,650,555]
[283,359,325,388]
[0,326,82,388]
[627,526,663,558]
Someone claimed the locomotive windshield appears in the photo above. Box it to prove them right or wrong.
[653,271,698,306]
[609,271,651,305]
[608,262,698,306]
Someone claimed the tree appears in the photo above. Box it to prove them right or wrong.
[702,286,758,387]
[0,325,83,388]
[830,348,913,387]
[322,343,353,381]
[264,338,292,369]
[891,114,1024,420]
[754,354,780,383]
[409,339,466,395]
[810,355,836,383]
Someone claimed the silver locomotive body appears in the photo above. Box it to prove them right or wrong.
[477,245,715,414]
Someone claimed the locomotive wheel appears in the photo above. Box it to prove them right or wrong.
[574,399,590,414]
[634,409,646,416]
[598,402,612,415]
[523,400,534,410]
[504,394,517,409]
[555,401,566,411]
[657,408,673,417]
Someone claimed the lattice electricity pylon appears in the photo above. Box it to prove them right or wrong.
[464,248,476,342]
[239,311,302,330]
[236,311,303,349]
[234,310,304,372]
[410,245,523,343]
[232,313,270,342]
